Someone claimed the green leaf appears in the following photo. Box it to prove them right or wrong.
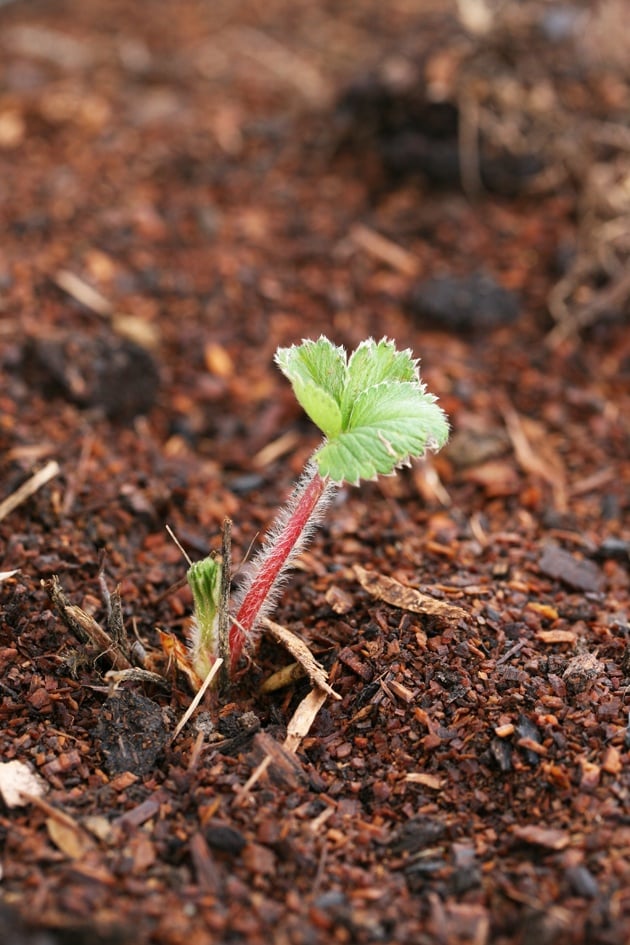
[290,379,343,440]
[276,335,449,484]
[314,382,449,483]
[275,337,345,437]
[341,338,417,425]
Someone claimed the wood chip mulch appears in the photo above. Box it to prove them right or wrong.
[0,1,628,943]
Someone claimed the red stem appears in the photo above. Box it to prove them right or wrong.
[229,469,328,674]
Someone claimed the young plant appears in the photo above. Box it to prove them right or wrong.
[186,520,231,684]
[187,336,449,684]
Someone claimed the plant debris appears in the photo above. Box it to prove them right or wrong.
[354,564,468,624]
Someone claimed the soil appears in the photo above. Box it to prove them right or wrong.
[1,1,629,944]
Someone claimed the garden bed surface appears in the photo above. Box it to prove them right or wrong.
[0,2,629,943]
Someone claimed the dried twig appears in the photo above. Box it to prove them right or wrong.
[53,269,112,316]
[458,88,482,197]
[61,434,94,516]
[44,575,132,671]
[500,399,568,511]
[547,268,630,346]
[253,430,300,468]
[233,728,310,805]
[232,755,272,805]
[170,659,224,742]
[0,460,60,523]
[220,26,330,105]
[105,667,168,689]
[349,223,419,276]
[53,269,160,348]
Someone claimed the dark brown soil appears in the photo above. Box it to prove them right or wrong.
[1,2,629,943]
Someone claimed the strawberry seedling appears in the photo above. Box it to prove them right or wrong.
[187,336,449,685]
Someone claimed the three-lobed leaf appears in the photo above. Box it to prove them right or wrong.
[275,336,449,484]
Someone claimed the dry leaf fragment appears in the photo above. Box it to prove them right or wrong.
[158,628,200,690]
[354,565,468,624]
[260,661,307,693]
[0,760,47,808]
[17,790,95,859]
[46,817,94,860]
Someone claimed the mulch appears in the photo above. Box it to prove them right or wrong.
[0,1,629,943]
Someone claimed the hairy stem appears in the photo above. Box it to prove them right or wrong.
[229,467,332,674]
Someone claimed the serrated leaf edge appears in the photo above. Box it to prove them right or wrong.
[276,335,449,484]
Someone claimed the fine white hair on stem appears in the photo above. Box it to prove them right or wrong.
[231,463,337,648]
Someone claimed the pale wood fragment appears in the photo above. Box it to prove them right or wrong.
[284,687,329,754]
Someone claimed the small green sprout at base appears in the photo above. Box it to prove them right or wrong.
[187,336,449,686]
[187,556,222,681]
[186,519,231,686]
